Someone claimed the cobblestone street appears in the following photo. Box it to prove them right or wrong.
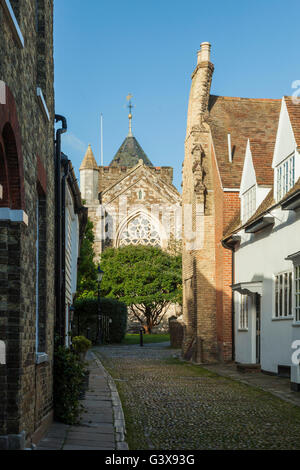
[95,343,300,450]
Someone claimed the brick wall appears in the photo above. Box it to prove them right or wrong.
[0,0,55,448]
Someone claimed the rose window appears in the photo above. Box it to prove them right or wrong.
[119,215,161,247]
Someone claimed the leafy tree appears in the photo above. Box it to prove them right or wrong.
[77,218,97,298]
[100,245,182,333]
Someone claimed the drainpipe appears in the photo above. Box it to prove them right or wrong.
[231,247,235,361]
[54,115,67,346]
[222,239,236,361]
[61,153,70,347]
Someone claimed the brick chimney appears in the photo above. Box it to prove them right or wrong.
[197,41,211,64]
[186,42,214,135]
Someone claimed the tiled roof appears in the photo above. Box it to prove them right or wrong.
[285,96,300,147]
[250,140,275,186]
[109,136,153,167]
[280,176,300,205]
[223,211,241,238]
[80,144,98,170]
[208,96,281,188]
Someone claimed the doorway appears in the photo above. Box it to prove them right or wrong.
[255,294,261,364]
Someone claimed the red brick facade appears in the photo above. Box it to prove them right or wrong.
[0,86,25,210]
[182,43,281,363]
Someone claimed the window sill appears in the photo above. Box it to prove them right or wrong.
[238,329,248,332]
[0,208,28,225]
[0,0,24,48]
[272,316,294,321]
[36,352,49,365]
[292,322,300,327]
[37,88,50,121]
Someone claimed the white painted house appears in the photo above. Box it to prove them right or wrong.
[61,157,87,346]
[223,97,300,390]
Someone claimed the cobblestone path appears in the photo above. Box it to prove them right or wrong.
[95,343,300,450]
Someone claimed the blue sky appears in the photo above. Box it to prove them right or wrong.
[54,0,300,191]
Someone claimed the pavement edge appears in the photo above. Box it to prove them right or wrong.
[91,351,129,450]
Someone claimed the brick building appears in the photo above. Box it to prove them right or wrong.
[0,0,86,449]
[182,42,281,363]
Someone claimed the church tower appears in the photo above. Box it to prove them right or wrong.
[79,144,99,203]
[79,96,181,259]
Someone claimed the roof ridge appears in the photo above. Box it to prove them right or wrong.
[210,94,281,102]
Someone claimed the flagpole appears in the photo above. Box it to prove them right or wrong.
[100,113,103,167]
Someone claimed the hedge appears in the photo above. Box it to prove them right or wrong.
[73,297,127,344]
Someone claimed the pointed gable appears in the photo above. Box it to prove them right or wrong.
[272,98,297,168]
[102,161,180,206]
[240,140,256,196]
[80,144,98,170]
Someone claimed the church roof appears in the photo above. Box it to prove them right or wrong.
[109,135,153,168]
[80,144,98,170]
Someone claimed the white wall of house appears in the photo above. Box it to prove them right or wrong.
[234,206,300,373]
[65,184,80,346]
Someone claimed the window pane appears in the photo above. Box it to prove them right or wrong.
[284,273,288,316]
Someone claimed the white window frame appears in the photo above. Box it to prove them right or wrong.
[276,152,295,202]
[242,185,256,222]
[35,197,48,364]
[37,88,50,121]
[273,270,293,320]
[239,294,249,330]
[295,265,300,323]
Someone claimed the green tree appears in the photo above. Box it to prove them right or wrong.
[77,218,97,298]
[100,245,182,333]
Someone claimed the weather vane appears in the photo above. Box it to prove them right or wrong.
[126,94,134,136]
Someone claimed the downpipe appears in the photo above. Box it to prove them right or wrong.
[54,115,67,345]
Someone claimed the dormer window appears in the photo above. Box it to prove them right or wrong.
[242,185,256,222]
[276,152,295,201]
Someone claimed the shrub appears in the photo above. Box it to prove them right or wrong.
[72,336,92,354]
[53,344,86,425]
[74,297,127,344]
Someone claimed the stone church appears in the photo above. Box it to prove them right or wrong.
[80,105,182,259]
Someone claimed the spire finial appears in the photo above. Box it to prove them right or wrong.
[126,93,134,136]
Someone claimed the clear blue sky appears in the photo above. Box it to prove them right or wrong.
[54,0,300,191]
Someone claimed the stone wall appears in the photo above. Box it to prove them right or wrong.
[182,43,219,364]
[0,0,55,448]
[169,317,184,348]
[127,304,182,334]
[83,161,181,260]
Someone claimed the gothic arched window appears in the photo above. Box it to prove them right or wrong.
[119,215,161,247]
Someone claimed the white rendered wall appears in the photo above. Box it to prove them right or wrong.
[234,206,300,373]
[65,185,80,346]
